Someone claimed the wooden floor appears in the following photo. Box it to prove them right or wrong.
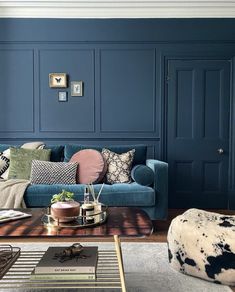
[3,208,235,291]
[122,208,235,243]
[152,208,235,242]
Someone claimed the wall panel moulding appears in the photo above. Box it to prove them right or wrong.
[0,1,235,18]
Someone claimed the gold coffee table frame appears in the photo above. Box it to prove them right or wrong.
[0,235,126,292]
[114,235,126,292]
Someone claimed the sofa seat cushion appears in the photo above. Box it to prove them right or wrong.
[24,183,155,208]
[64,144,147,166]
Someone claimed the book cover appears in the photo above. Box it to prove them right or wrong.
[30,269,96,281]
[0,210,31,223]
[34,246,98,274]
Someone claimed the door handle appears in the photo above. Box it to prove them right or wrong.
[217,148,224,155]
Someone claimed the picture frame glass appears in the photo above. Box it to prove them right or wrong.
[71,81,83,96]
[49,73,67,88]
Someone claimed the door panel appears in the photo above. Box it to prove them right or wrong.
[167,60,230,208]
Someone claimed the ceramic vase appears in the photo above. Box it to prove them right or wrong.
[51,200,80,222]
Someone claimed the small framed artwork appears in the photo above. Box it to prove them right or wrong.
[58,91,68,102]
[71,81,83,97]
[49,73,67,88]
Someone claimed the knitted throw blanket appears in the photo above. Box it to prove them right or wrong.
[0,179,30,208]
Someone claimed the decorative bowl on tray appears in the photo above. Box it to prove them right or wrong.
[42,204,108,228]
[50,201,80,222]
[50,190,80,222]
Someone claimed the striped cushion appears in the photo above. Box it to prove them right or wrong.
[30,160,78,185]
[0,149,10,178]
[0,152,10,177]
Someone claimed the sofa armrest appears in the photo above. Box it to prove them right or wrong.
[146,159,168,220]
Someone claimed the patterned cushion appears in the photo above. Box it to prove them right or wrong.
[0,151,10,177]
[102,148,135,184]
[30,160,78,185]
[64,144,147,166]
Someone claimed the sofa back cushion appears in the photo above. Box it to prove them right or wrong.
[0,144,11,153]
[64,144,147,166]
[44,145,64,162]
[0,144,64,162]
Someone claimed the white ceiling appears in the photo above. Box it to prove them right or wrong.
[0,0,235,18]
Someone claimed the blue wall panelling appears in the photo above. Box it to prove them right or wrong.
[0,19,235,209]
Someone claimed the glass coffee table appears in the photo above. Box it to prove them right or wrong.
[0,207,153,292]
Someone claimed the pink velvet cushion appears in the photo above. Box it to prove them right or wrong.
[70,149,107,184]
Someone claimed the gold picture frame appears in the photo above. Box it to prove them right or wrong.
[49,73,67,88]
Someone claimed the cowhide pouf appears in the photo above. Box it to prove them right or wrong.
[167,208,235,285]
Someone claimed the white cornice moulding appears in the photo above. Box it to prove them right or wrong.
[0,0,235,18]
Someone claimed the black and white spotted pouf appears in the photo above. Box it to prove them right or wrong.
[167,208,235,285]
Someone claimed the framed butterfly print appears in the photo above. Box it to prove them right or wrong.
[49,73,67,88]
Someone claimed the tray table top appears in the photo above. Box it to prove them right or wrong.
[0,207,153,238]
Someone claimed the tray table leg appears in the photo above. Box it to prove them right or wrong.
[114,235,126,292]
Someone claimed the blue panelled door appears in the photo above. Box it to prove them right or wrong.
[167,59,230,208]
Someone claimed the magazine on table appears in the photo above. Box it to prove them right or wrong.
[0,210,32,223]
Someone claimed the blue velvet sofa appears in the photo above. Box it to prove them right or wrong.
[0,144,168,220]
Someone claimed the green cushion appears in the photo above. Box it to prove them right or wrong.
[8,148,51,180]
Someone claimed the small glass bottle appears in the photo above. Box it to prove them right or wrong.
[84,186,90,204]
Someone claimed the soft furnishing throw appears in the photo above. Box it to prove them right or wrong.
[0,179,30,208]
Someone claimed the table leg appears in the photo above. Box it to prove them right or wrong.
[114,235,126,292]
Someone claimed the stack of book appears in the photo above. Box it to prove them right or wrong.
[30,246,98,281]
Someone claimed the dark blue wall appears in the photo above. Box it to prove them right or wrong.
[1,19,235,208]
